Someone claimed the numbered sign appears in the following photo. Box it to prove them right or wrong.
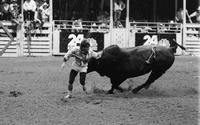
[135,33,176,48]
[59,31,104,53]
[67,34,84,50]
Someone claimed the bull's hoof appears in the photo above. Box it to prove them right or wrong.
[132,89,139,94]
[144,85,150,89]
[116,87,124,93]
[107,90,114,94]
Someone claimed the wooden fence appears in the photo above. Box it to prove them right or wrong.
[185,23,200,56]
[0,21,18,57]
[23,22,52,56]
[0,21,52,57]
[0,20,200,57]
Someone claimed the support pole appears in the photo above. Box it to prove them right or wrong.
[175,0,177,21]
[182,0,186,48]
[153,0,157,22]
[49,0,53,55]
[126,0,129,47]
[110,0,113,45]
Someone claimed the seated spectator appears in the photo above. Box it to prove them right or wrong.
[0,0,11,20]
[72,19,83,32]
[175,8,184,23]
[33,8,42,30]
[9,0,19,18]
[39,2,50,22]
[9,0,20,24]
[23,0,37,21]
[114,0,125,27]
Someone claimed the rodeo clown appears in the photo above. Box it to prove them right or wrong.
[61,38,101,99]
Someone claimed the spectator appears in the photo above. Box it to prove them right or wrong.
[189,6,200,37]
[72,19,83,32]
[113,0,125,27]
[9,0,19,23]
[23,0,37,21]
[175,8,184,23]
[39,2,50,22]
[33,2,50,30]
[0,0,11,20]
[189,6,200,23]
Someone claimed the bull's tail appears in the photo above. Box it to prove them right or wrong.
[170,39,186,53]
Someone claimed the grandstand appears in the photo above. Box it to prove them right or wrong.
[0,0,200,57]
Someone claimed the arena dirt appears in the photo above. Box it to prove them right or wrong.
[0,56,199,125]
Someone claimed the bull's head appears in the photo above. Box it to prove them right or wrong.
[87,57,100,73]
[87,51,104,75]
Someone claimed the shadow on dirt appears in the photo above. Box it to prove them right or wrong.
[58,86,198,105]
[90,86,198,99]
[9,91,23,97]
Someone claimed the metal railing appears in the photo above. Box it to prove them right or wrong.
[130,22,182,34]
[53,20,109,33]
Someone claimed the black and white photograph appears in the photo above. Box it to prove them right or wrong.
[0,0,199,124]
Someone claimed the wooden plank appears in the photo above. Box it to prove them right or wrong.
[0,29,15,33]
[31,30,51,34]
[0,45,16,48]
[0,41,17,44]
[1,21,13,26]
[23,49,50,52]
[185,46,200,49]
[0,49,17,52]
[185,41,200,45]
[186,49,200,52]
[23,42,50,45]
[0,53,17,57]
[186,38,200,41]
[186,24,200,28]
[23,45,50,49]
[0,37,17,41]
[186,30,199,34]
[23,53,51,56]
[43,23,51,27]
[0,22,15,56]
[24,37,50,41]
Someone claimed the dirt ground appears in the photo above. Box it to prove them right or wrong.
[0,56,199,125]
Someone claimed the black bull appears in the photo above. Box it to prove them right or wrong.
[87,42,186,94]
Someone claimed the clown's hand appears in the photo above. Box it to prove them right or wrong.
[61,62,66,69]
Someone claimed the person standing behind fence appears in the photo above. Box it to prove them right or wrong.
[39,1,50,22]
[175,8,184,23]
[9,0,20,24]
[23,0,37,21]
[189,6,200,23]
[189,6,200,37]
[34,2,50,30]
[0,0,11,20]
[114,0,125,27]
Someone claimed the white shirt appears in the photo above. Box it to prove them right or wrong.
[23,0,36,11]
[64,47,100,67]
[114,2,125,11]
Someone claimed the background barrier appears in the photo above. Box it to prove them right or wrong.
[0,20,199,57]
[0,21,52,57]
[53,29,104,55]
[0,21,18,57]
[185,23,200,56]
[23,22,52,56]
